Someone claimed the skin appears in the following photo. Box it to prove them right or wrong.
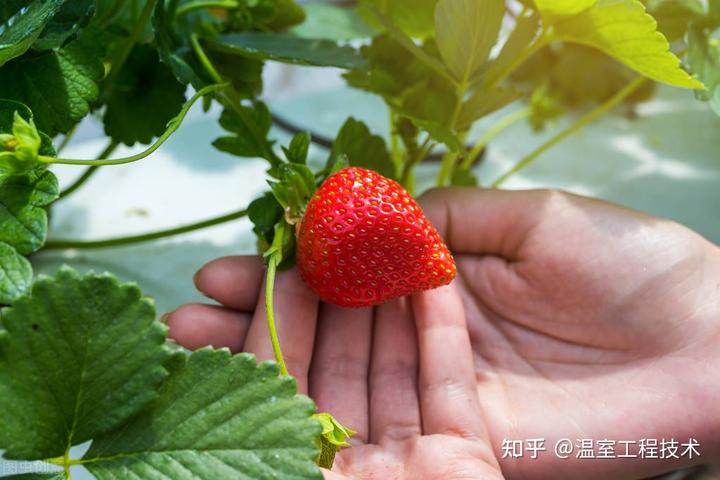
[166,188,720,480]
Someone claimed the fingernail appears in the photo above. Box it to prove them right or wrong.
[159,312,172,324]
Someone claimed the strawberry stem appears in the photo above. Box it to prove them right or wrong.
[264,225,289,376]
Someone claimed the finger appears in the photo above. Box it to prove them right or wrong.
[166,303,251,353]
[369,297,421,445]
[243,267,319,394]
[419,187,551,259]
[412,283,487,439]
[309,304,373,444]
[194,256,264,311]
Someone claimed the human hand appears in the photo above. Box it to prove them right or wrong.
[167,188,720,479]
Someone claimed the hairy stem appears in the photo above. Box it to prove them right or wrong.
[43,208,247,250]
[58,141,120,199]
[38,84,226,166]
[264,224,289,376]
[490,77,647,188]
[461,107,531,170]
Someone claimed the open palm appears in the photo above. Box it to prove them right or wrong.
[167,188,720,480]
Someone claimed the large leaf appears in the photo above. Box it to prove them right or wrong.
[31,0,95,51]
[103,44,187,145]
[533,0,597,22]
[358,0,437,39]
[552,0,703,89]
[210,33,365,69]
[0,26,106,135]
[434,0,505,82]
[0,241,31,305]
[329,118,396,179]
[85,348,322,480]
[0,0,64,68]
[687,24,720,116]
[0,169,57,256]
[213,103,274,159]
[458,87,521,128]
[0,267,172,459]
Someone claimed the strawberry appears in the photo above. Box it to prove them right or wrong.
[296,167,456,308]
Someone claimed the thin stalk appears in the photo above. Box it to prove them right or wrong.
[490,77,647,188]
[59,141,120,199]
[461,107,531,170]
[389,108,401,171]
[43,208,248,250]
[264,254,288,376]
[104,0,157,92]
[38,84,226,166]
[176,0,239,17]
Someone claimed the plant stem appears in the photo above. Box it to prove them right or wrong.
[104,0,157,92]
[389,108,401,172]
[490,77,647,188]
[38,84,225,166]
[461,107,531,170]
[58,141,120,199]
[400,137,432,187]
[264,223,289,376]
[43,208,247,250]
[175,0,239,17]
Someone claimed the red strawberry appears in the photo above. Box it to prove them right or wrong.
[296,167,456,308]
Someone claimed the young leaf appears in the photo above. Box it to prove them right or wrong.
[329,118,396,179]
[103,44,188,146]
[284,132,311,164]
[213,103,275,160]
[0,26,106,135]
[533,0,597,22]
[0,241,32,305]
[84,348,322,480]
[687,25,720,116]
[0,0,64,68]
[248,192,284,247]
[210,32,365,69]
[0,100,56,159]
[0,267,172,459]
[0,170,57,256]
[458,87,521,129]
[434,0,505,82]
[0,112,41,172]
[551,0,703,89]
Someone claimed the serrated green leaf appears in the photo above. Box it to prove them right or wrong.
[32,0,95,51]
[104,44,187,146]
[552,0,703,89]
[292,3,375,41]
[330,117,395,179]
[210,32,365,69]
[0,169,57,255]
[0,267,172,460]
[533,0,597,22]
[435,0,504,82]
[0,241,32,305]
[0,26,106,135]
[0,0,64,68]
[248,192,283,247]
[210,50,264,99]
[458,87,521,129]
[687,24,720,116]
[84,348,322,480]
[0,473,64,480]
[399,112,464,152]
[213,103,274,159]
[358,0,438,39]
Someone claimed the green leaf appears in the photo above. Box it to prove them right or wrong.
[687,24,720,116]
[0,474,64,480]
[104,44,188,146]
[358,0,438,39]
[32,0,95,51]
[484,11,541,85]
[0,241,32,305]
[248,192,283,248]
[552,0,703,89]
[330,117,395,179]
[284,132,311,164]
[0,267,172,459]
[399,112,464,152]
[0,26,106,135]
[210,32,365,69]
[533,0,597,22]
[0,169,57,255]
[434,0,505,82]
[269,162,317,218]
[213,103,274,159]
[458,87,521,129]
[260,0,306,31]
[84,348,322,480]
[291,2,375,41]
[210,50,264,99]
[0,0,64,68]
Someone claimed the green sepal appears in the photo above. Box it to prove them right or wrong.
[313,412,356,469]
[283,132,311,164]
[0,112,41,172]
[268,162,316,220]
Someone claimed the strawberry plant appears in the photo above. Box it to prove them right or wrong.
[0,0,717,478]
